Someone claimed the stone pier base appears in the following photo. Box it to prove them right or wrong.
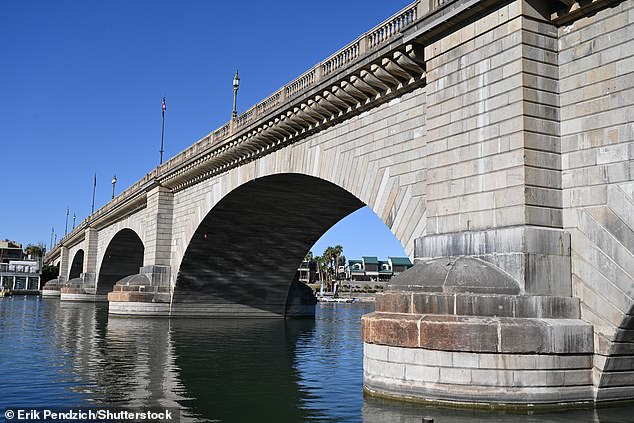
[41,289,62,298]
[107,273,171,316]
[108,301,171,316]
[362,258,596,407]
[60,290,108,302]
[41,278,62,298]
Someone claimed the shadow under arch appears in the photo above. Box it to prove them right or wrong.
[173,173,369,317]
[69,249,84,280]
[97,229,144,295]
[597,303,634,400]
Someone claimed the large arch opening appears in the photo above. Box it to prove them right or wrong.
[68,249,84,280]
[97,229,144,295]
[173,173,371,317]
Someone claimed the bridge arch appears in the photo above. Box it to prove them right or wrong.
[97,228,144,295]
[172,173,395,317]
[68,249,84,280]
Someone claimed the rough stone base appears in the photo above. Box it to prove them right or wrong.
[60,292,108,302]
[108,301,171,316]
[41,289,62,298]
[363,288,595,406]
[364,343,595,407]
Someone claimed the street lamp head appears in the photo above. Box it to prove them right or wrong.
[233,69,240,89]
[112,175,117,185]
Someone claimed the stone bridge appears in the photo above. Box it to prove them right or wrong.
[44,0,634,407]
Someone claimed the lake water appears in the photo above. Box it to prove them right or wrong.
[1,296,633,422]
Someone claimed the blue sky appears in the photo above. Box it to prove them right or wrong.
[0,0,410,259]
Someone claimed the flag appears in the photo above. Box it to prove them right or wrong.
[162,97,166,112]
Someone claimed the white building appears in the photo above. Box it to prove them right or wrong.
[0,260,41,290]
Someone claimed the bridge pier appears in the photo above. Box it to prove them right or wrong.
[108,265,172,316]
[60,272,107,302]
[41,277,62,297]
[361,0,633,407]
[362,255,595,407]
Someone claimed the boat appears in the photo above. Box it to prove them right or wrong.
[316,296,357,303]
[0,288,11,297]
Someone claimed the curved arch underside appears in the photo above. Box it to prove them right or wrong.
[174,173,365,316]
[69,249,84,280]
[97,229,144,295]
[597,303,634,398]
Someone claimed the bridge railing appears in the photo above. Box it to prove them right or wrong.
[170,0,423,157]
[45,0,428,262]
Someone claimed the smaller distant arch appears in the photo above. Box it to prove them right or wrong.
[69,249,84,280]
[97,229,144,295]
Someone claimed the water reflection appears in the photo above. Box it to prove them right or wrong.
[362,396,634,423]
[1,297,634,423]
[171,318,315,422]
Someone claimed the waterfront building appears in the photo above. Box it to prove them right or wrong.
[0,260,41,290]
[297,260,318,283]
[0,240,24,264]
[345,256,413,281]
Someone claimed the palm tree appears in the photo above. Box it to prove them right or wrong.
[25,244,43,260]
[332,245,344,281]
[314,255,328,294]
[323,246,335,290]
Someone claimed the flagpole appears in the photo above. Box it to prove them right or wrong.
[91,173,97,215]
[160,97,166,165]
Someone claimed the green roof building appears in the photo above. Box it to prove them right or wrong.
[346,256,413,281]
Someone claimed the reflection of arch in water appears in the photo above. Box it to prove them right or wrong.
[171,318,315,421]
[97,229,144,295]
[97,317,183,406]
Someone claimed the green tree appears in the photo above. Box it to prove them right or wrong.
[25,244,44,259]
[41,264,59,283]
[332,244,344,281]
[323,246,335,290]
[314,255,328,292]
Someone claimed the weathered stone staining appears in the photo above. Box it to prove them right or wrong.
[42,0,634,407]
[41,277,62,297]
[363,261,594,405]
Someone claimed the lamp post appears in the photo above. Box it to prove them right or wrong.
[64,207,69,236]
[72,213,76,230]
[232,70,240,119]
[111,175,117,199]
